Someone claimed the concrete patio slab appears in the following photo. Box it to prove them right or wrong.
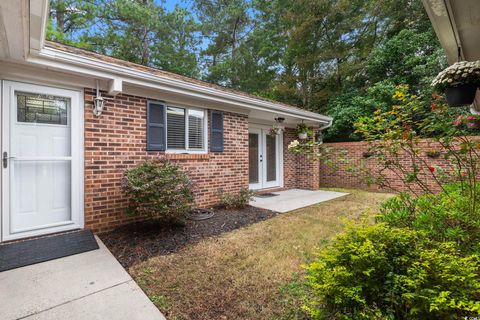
[0,237,165,320]
[250,189,349,213]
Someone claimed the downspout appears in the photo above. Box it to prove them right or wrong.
[316,118,333,142]
[319,118,333,131]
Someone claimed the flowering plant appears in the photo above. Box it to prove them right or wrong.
[355,85,480,204]
[431,60,480,91]
[268,124,281,136]
[296,123,313,136]
[288,139,327,159]
[287,139,300,151]
[452,114,480,129]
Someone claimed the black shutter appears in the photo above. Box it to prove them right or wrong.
[147,101,166,151]
[210,111,223,152]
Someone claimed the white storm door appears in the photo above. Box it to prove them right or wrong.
[248,128,263,190]
[1,81,83,241]
[248,126,282,190]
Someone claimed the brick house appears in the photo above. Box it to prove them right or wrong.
[0,1,331,240]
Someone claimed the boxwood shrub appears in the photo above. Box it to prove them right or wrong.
[304,223,480,320]
[122,160,193,223]
[378,183,480,253]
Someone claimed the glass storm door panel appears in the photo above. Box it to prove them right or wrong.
[262,131,280,188]
[12,92,72,233]
[248,129,262,190]
[265,134,277,182]
[2,81,82,241]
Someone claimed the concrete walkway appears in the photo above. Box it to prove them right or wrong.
[250,188,348,212]
[0,237,165,320]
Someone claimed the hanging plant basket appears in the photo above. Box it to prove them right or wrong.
[432,60,480,107]
[296,122,312,140]
[445,84,478,107]
[362,151,374,158]
[425,149,441,158]
[298,132,308,139]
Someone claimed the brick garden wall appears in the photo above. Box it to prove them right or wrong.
[283,128,320,190]
[84,88,249,232]
[319,140,460,193]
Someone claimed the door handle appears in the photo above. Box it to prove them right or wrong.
[3,152,8,168]
[3,152,15,168]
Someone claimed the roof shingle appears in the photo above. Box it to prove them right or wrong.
[45,40,313,114]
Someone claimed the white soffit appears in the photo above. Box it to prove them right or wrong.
[0,0,28,60]
[423,0,480,62]
[29,0,49,53]
[422,0,480,110]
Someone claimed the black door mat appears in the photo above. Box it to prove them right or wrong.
[0,229,99,272]
[256,193,279,198]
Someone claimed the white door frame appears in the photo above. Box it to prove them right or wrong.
[1,80,84,241]
[248,127,263,190]
[248,124,283,190]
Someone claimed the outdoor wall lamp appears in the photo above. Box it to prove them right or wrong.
[93,80,105,116]
[275,117,285,124]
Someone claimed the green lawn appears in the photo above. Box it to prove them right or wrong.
[130,189,393,320]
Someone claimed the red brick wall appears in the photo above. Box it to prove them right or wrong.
[84,88,248,232]
[319,140,461,193]
[283,128,320,190]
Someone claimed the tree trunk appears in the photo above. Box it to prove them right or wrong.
[335,57,342,89]
[230,16,241,87]
[231,16,240,59]
[56,0,65,33]
[141,26,149,65]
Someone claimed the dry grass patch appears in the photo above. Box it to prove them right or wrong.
[130,189,393,320]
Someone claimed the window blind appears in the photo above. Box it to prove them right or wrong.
[188,109,204,149]
[167,106,186,149]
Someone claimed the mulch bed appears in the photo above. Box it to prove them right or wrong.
[100,206,276,268]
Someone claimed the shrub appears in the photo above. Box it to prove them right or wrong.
[304,223,480,320]
[378,183,480,253]
[122,160,193,223]
[301,86,480,319]
[219,187,256,209]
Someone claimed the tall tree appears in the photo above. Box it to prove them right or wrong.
[192,0,253,87]
[269,0,383,111]
[47,0,445,142]
[49,0,96,44]
[48,0,200,77]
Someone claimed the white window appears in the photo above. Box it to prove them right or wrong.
[166,106,207,152]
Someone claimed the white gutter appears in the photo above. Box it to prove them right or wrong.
[319,120,333,131]
[28,47,332,125]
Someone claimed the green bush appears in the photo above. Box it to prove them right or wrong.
[304,223,480,320]
[378,183,480,253]
[302,85,480,320]
[122,160,193,223]
[218,187,256,209]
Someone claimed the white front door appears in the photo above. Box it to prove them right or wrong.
[248,126,282,190]
[1,81,83,241]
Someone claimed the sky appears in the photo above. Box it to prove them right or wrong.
[160,0,192,12]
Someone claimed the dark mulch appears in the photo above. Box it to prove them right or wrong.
[100,206,277,268]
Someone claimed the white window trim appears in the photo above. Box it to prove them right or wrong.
[165,104,208,154]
